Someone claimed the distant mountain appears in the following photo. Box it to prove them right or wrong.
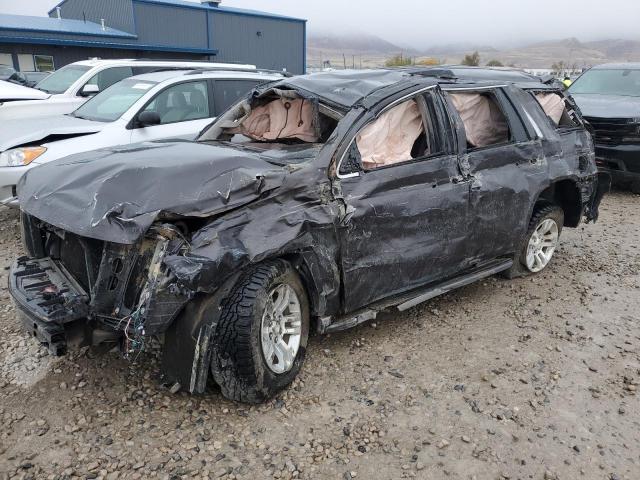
[306,33,640,69]
[307,32,420,69]
[308,32,409,55]
[583,39,640,61]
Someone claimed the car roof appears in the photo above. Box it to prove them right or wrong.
[70,59,257,70]
[127,69,285,84]
[590,63,640,70]
[277,67,550,108]
[280,69,432,108]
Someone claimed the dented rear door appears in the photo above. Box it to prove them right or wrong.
[450,87,545,263]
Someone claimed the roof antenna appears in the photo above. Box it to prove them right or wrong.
[83,11,86,23]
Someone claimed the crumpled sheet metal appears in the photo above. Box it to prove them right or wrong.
[18,140,286,245]
[281,69,412,108]
[163,162,344,317]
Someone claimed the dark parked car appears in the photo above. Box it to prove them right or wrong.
[11,69,607,403]
[569,63,640,192]
[0,64,16,81]
[0,65,50,87]
[8,71,51,88]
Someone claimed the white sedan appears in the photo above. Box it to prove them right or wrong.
[0,68,282,206]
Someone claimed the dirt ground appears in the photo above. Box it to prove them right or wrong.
[0,192,638,480]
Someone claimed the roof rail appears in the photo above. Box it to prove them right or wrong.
[401,67,458,80]
[183,67,292,77]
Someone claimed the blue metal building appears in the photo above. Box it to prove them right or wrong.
[0,0,306,74]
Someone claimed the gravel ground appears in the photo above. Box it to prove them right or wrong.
[0,192,639,480]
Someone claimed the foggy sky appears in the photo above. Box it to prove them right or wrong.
[1,0,638,48]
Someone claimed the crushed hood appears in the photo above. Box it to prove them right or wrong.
[0,80,50,102]
[571,93,640,119]
[18,140,287,244]
[0,114,105,152]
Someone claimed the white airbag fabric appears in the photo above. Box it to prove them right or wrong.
[535,93,566,126]
[356,100,424,169]
[233,97,318,142]
[450,93,509,148]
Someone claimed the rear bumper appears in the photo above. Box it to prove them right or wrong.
[586,172,611,223]
[595,144,640,183]
[8,256,89,355]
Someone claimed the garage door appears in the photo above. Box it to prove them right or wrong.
[0,53,12,68]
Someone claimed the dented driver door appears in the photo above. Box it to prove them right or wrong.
[335,89,470,313]
[446,87,546,264]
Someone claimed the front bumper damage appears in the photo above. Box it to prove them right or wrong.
[8,219,192,358]
[9,257,89,355]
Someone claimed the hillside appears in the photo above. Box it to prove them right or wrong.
[307,33,640,69]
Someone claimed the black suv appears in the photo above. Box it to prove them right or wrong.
[11,69,607,403]
[570,63,640,192]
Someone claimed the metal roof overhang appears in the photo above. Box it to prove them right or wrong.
[0,32,218,55]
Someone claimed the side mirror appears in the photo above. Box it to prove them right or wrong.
[80,84,100,97]
[137,111,161,128]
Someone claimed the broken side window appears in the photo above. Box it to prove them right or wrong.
[356,99,425,169]
[533,92,577,129]
[339,93,444,174]
[448,91,511,149]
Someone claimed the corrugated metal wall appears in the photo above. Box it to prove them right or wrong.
[26,1,306,73]
[209,12,305,74]
[51,0,136,34]
[132,3,208,50]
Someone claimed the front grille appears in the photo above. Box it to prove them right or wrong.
[627,162,640,174]
[584,116,640,145]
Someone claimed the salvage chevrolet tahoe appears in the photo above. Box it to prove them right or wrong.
[10,69,607,403]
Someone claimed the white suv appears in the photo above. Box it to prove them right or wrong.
[0,59,256,121]
[0,68,283,207]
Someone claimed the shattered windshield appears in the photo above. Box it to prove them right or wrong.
[570,69,640,97]
[199,88,343,148]
[72,79,157,122]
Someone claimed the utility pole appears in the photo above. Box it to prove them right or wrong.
[343,53,347,69]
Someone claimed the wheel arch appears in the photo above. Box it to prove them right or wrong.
[535,179,583,228]
[279,250,341,321]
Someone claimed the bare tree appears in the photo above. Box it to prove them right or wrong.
[461,51,481,66]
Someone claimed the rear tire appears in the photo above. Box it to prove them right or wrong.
[630,181,640,195]
[211,260,310,404]
[504,204,564,279]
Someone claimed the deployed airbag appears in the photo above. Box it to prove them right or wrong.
[450,93,509,148]
[535,93,566,126]
[356,100,424,169]
[232,97,318,143]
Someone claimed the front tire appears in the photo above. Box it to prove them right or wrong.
[504,204,564,278]
[211,260,310,404]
